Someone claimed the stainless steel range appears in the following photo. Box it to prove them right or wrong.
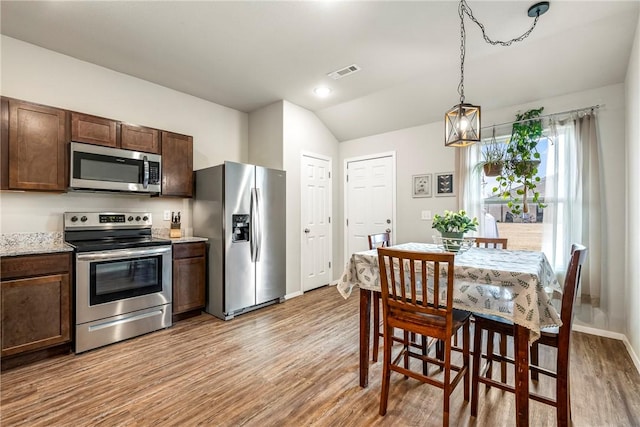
[64,212,172,353]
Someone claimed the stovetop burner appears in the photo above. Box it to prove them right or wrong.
[64,211,171,252]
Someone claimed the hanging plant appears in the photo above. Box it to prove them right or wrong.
[477,126,506,177]
[494,107,546,216]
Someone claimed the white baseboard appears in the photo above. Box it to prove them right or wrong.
[284,291,303,300]
[572,324,640,374]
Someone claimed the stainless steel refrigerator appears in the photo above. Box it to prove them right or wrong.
[193,161,286,320]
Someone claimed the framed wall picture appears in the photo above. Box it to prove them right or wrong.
[412,174,432,198]
[435,172,455,197]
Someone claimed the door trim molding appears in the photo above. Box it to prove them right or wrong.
[343,151,397,266]
[300,151,333,293]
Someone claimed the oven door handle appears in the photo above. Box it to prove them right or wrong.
[76,246,171,262]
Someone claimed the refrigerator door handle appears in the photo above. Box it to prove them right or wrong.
[254,188,262,262]
[250,188,257,262]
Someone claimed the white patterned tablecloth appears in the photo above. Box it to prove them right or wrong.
[336,242,562,342]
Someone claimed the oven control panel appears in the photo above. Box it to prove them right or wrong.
[64,212,153,229]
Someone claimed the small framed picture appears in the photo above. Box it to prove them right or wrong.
[412,174,432,198]
[435,172,455,197]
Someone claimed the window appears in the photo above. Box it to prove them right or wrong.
[465,127,567,252]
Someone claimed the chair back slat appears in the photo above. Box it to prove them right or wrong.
[378,248,456,325]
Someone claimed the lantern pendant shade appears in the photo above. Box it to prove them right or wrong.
[444,103,481,147]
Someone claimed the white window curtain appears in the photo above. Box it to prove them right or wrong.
[457,144,485,237]
[543,113,602,307]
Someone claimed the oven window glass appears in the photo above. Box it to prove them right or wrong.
[90,255,163,305]
[80,158,140,183]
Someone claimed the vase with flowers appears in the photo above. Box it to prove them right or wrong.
[432,209,479,252]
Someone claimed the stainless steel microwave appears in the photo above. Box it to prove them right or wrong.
[70,142,162,194]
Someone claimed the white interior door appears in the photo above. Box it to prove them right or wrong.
[301,153,332,292]
[345,153,395,263]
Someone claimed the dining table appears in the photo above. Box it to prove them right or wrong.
[336,242,561,427]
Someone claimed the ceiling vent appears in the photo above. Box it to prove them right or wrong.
[327,64,361,80]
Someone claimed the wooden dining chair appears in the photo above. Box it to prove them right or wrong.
[474,237,508,249]
[470,244,588,427]
[377,248,471,427]
[368,232,390,362]
[472,236,508,382]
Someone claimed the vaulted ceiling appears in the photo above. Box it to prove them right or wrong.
[2,1,638,141]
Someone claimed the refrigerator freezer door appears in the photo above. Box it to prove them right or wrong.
[225,162,256,313]
[255,166,286,304]
[194,165,225,319]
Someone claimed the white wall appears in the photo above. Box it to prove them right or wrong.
[625,16,640,364]
[0,36,248,234]
[338,83,628,334]
[248,101,283,170]
[282,101,340,295]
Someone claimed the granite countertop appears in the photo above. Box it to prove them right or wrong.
[151,228,207,244]
[0,232,74,257]
[169,236,208,244]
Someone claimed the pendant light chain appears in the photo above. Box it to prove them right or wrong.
[458,1,466,104]
[461,0,542,47]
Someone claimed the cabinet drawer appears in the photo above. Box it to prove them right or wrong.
[1,253,71,280]
[172,242,205,259]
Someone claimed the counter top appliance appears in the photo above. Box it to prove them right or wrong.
[194,161,286,320]
[64,211,172,353]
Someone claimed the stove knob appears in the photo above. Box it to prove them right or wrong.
[80,216,88,222]
[142,216,149,221]
[136,216,141,221]
[70,216,78,222]
[128,216,134,222]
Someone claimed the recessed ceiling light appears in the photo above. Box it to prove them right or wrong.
[314,86,332,98]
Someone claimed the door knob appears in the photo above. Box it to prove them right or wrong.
[386,228,391,233]
[304,228,310,233]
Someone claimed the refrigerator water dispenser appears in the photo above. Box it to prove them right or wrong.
[232,214,250,242]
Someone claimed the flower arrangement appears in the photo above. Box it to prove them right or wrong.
[431,210,479,234]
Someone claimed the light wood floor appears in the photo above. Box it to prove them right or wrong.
[1,286,639,426]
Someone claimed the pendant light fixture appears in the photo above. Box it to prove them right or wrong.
[445,0,550,148]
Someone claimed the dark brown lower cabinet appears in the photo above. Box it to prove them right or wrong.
[1,252,72,369]
[172,242,206,320]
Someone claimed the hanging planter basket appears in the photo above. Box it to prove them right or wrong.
[483,161,504,177]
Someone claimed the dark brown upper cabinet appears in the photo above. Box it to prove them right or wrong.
[4,99,68,191]
[121,124,160,154]
[161,131,193,198]
[71,112,117,148]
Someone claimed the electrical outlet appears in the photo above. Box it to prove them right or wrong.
[163,210,171,221]
[421,210,432,220]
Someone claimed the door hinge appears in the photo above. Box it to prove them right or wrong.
[328,216,331,223]
[346,218,349,226]
[346,174,349,182]
[329,261,331,268]
[328,171,331,179]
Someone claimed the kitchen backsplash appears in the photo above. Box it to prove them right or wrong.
[1,191,191,234]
